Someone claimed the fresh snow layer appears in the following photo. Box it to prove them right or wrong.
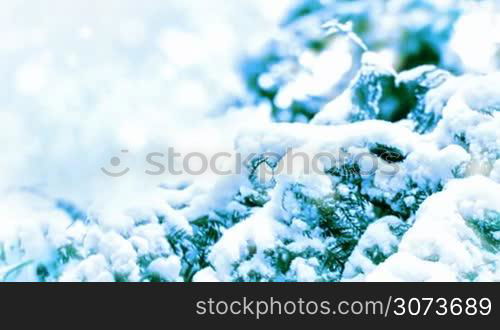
[366,177,500,282]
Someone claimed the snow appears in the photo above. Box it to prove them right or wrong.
[343,216,408,280]
[60,255,114,282]
[449,1,500,73]
[365,177,500,282]
[148,256,182,281]
[1,0,500,282]
[311,51,396,126]
[192,267,220,282]
[288,258,319,282]
[208,205,285,281]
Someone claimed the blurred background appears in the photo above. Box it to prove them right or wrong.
[0,0,293,205]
